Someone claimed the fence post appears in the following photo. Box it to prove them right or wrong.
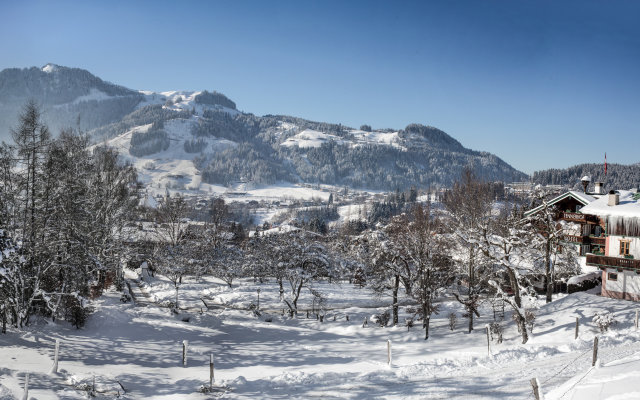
[22,373,29,400]
[592,336,599,367]
[387,339,392,366]
[575,317,579,340]
[530,377,542,400]
[182,340,188,367]
[209,354,214,389]
[485,325,491,356]
[50,339,60,374]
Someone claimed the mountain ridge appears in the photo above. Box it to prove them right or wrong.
[0,64,528,191]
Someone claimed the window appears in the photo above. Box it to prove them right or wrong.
[608,272,618,281]
[620,240,631,256]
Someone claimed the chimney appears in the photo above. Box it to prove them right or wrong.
[594,182,604,195]
[608,190,619,206]
[581,176,591,193]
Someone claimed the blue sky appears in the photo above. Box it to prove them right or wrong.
[1,0,639,174]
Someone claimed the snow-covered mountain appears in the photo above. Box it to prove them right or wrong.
[0,64,528,192]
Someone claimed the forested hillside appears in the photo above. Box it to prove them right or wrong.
[0,64,528,191]
[532,163,640,191]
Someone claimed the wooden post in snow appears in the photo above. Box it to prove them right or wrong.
[387,339,392,366]
[209,354,214,389]
[182,340,188,367]
[485,325,491,356]
[50,339,60,374]
[575,317,579,340]
[592,336,599,367]
[530,377,542,400]
[22,373,29,400]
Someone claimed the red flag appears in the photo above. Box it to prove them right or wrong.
[605,153,607,176]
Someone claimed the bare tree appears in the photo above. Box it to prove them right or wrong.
[268,230,333,316]
[153,194,192,309]
[478,206,539,344]
[443,168,493,332]
[527,191,579,303]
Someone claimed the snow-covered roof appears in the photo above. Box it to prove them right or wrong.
[580,190,640,219]
[524,191,596,217]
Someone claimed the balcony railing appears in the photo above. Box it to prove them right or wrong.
[586,254,640,270]
[563,235,606,245]
[564,235,587,244]
[561,212,598,224]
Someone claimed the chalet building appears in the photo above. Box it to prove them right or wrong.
[525,181,640,301]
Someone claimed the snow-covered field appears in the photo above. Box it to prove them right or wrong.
[2,273,640,399]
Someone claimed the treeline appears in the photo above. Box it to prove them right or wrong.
[91,104,192,142]
[194,90,237,110]
[188,112,525,190]
[0,102,138,330]
[196,143,293,185]
[129,121,170,157]
[0,65,143,139]
[532,163,640,191]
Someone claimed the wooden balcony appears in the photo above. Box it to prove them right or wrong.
[561,212,599,224]
[586,254,640,270]
[564,235,587,244]
[563,235,606,245]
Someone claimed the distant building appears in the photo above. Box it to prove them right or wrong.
[525,182,640,301]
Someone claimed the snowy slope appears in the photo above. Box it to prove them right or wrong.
[280,128,404,150]
[547,351,640,399]
[3,275,640,399]
[101,116,235,195]
[281,129,347,148]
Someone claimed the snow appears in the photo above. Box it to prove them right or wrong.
[281,129,347,148]
[42,63,59,73]
[97,117,236,195]
[4,273,640,399]
[70,88,113,104]
[569,190,597,205]
[135,90,240,117]
[567,271,601,285]
[280,128,404,150]
[547,352,640,400]
[336,204,367,223]
[241,183,330,202]
[349,129,403,148]
[580,190,640,218]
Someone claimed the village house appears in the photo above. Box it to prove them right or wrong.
[525,178,640,301]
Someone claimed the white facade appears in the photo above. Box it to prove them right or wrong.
[606,235,640,259]
[603,267,640,301]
